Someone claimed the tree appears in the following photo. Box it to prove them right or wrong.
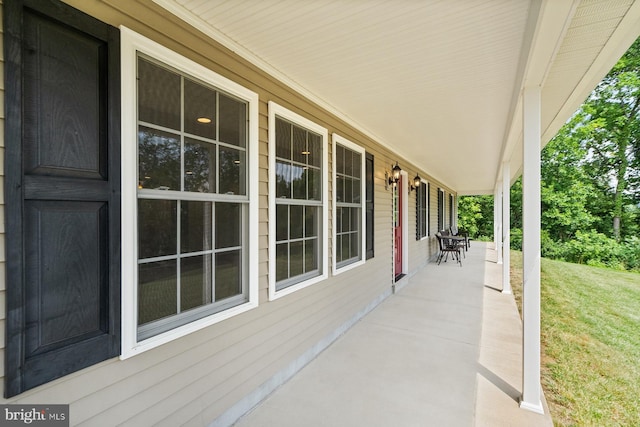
[540,121,596,241]
[575,37,640,240]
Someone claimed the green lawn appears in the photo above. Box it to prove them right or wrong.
[510,251,640,426]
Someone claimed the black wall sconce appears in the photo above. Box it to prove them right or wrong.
[385,162,402,190]
[410,174,422,191]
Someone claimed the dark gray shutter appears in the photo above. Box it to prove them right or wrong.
[4,0,120,397]
[365,153,374,259]
[437,189,444,232]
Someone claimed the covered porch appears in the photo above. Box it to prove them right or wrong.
[233,243,553,427]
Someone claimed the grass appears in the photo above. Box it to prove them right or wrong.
[510,250,640,427]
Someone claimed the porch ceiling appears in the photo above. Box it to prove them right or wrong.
[156,0,640,194]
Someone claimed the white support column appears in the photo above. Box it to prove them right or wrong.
[495,183,503,264]
[520,86,544,414]
[502,162,512,294]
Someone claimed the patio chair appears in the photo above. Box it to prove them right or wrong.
[449,225,468,254]
[435,232,462,266]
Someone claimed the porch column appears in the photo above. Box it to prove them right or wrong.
[495,183,503,263]
[502,161,511,294]
[520,86,543,414]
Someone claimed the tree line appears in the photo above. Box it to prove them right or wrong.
[459,38,640,272]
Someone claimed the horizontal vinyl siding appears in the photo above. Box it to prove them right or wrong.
[0,0,456,425]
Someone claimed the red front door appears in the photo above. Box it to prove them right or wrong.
[394,177,403,278]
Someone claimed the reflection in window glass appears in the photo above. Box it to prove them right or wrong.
[138,57,180,130]
[215,251,241,300]
[181,201,212,253]
[138,127,180,191]
[335,142,363,268]
[139,260,177,325]
[215,203,240,249]
[184,78,216,140]
[136,54,249,340]
[181,255,212,311]
[184,138,216,193]
[219,146,245,195]
[138,199,177,259]
[274,116,323,290]
[218,94,246,147]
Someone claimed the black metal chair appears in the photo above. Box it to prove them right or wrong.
[450,225,469,251]
[435,232,462,266]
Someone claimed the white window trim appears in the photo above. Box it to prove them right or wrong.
[268,101,329,300]
[120,27,259,358]
[418,179,430,242]
[332,133,366,275]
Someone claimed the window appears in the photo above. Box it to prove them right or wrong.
[416,181,428,240]
[269,102,328,299]
[333,135,366,273]
[365,153,375,259]
[437,188,445,232]
[121,28,259,357]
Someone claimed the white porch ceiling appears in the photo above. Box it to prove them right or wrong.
[156,0,640,194]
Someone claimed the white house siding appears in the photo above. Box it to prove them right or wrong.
[0,0,456,425]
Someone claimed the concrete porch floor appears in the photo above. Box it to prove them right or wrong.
[234,242,553,426]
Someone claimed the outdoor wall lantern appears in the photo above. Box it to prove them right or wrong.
[410,174,421,191]
[386,162,402,189]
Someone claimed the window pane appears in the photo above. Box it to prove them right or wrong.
[275,118,291,160]
[308,167,321,201]
[344,177,353,203]
[181,201,212,253]
[305,206,317,238]
[341,232,350,261]
[218,94,246,147]
[344,147,353,176]
[139,260,177,325]
[305,239,318,273]
[341,207,351,232]
[308,132,321,167]
[276,243,289,281]
[290,205,304,239]
[336,175,344,203]
[293,126,307,164]
[336,235,342,263]
[275,161,291,198]
[292,165,306,199]
[336,207,343,233]
[352,152,361,177]
[138,58,180,130]
[180,255,212,311]
[350,232,360,259]
[336,144,344,175]
[138,127,180,191]
[353,178,361,203]
[184,138,216,193]
[216,203,241,248]
[138,199,177,259]
[351,207,360,233]
[219,146,245,195]
[276,205,289,241]
[184,78,216,140]
[215,250,241,300]
[290,241,304,277]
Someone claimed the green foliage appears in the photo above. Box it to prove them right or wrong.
[458,38,640,271]
[458,195,493,239]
